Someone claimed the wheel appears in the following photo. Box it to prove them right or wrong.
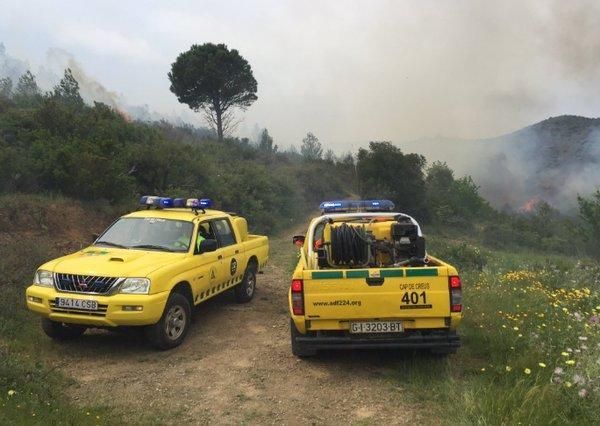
[41,318,86,340]
[234,265,256,303]
[290,319,317,358]
[145,292,191,350]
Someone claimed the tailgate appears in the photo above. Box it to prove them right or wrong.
[302,267,450,319]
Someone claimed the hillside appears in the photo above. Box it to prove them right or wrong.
[399,115,600,212]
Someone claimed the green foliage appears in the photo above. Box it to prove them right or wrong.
[13,70,41,107]
[0,76,12,99]
[168,43,258,141]
[300,132,323,160]
[51,68,84,108]
[425,161,491,227]
[357,141,427,218]
[428,237,488,270]
[258,128,277,153]
[480,203,576,255]
[578,189,600,256]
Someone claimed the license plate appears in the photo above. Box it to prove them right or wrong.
[56,297,98,311]
[350,321,403,334]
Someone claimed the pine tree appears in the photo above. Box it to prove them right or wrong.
[53,68,84,107]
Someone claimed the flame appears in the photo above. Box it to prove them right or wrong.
[519,197,541,213]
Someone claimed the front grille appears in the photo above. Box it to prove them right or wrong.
[54,273,120,294]
[50,300,108,317]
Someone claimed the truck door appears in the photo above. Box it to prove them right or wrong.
[211,218,243,288]
[189,221,219,304]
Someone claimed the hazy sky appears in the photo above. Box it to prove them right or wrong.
[2,0,600,151]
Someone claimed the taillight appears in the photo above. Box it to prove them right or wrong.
[449,275,462,312]
[291,279,304,315]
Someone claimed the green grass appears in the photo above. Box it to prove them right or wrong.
[394,241,600,425]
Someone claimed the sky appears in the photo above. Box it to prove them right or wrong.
[2,0,600,151]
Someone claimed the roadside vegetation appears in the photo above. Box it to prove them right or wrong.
[0,195,118,423]
[399,238,600,424]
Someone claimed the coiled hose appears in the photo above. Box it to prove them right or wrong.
[330,224,369,266]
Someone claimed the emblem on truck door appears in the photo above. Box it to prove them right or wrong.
[230,258,238,276]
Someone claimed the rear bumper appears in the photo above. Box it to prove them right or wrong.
[295,330,460,351]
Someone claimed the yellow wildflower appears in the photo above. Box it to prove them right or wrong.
[505,366,512,372]
[565,360,576,366]
[561,352,569,357]
[538,363,546,368]
[524,368,531,375]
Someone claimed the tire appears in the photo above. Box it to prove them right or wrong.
[145,292,191,350]
[41,318,86,340]
[234,265,256,303]
[290,319,317,358]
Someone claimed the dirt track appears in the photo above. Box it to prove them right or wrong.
[51,236,425,425]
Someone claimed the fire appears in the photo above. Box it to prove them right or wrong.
[520,197,541,213]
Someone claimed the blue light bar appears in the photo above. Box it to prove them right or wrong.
[199,198,213,208]
[173,198,186,208]
[139,195,173,208]
[185,198,213,209]
[140,196,213,210]
[140,195,158,206]
[156,197,173,208]
[319,199,395,213]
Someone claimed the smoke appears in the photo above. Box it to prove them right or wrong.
[45,48,122,110]
[0,43,29,82]
[400,116,600,213]
[0,44,190,124]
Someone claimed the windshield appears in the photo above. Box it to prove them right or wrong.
[95,217,194,253]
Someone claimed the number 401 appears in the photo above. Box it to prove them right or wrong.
[401,291,426,304]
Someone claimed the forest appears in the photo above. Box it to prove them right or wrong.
[1,69,599,258]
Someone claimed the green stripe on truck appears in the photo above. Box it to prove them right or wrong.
[406,268,439,277]
[345,270,369,278]
[381,269,404,277]
[312,271,344,279]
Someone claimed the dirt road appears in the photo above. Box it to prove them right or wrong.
[52,236,425,425]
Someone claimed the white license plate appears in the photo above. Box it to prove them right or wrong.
[350,321,403,334]
[56,297,98,311]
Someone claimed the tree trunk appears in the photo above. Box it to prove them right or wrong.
[215,108,223,142]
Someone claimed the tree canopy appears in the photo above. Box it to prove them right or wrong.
[300,132,323,160]
[168,43,258,142]
[357,141,427,219]
[52,68,84,107]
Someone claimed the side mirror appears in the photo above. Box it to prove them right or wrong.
[92,233,99,243]
[292,235,305,247]
[199,239,218,253]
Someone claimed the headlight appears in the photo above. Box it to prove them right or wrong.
[33,270,54,287]
[120,278,150,294]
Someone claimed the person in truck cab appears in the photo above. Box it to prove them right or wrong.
[195,223,211,252]
[171,221,192,251]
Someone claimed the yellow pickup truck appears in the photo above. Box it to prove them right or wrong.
[26,197,269,349]
[289,200,462,357]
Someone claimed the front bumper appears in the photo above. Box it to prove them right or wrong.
[295,330,460,351]
[26,285,169,327]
